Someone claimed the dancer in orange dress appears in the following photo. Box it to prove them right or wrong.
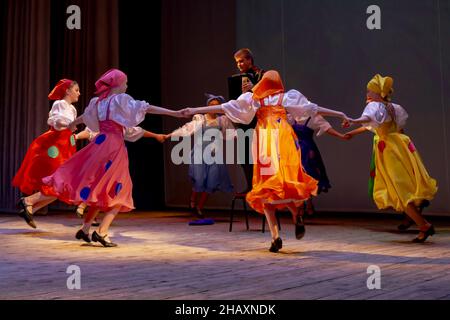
[182,70,350,252]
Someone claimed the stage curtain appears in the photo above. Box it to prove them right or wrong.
[0,0,119,212]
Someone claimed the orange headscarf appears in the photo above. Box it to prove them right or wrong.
[48,79,74,100]
[252,70,285,100]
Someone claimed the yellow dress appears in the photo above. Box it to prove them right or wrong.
[246,96,318,214]
[370,120,437,212]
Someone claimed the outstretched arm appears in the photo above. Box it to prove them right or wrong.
[147,105,184,117]
[142,130,167,143]
[345,126,368,137]
[325,127,350,140]
[348,115,371,125]
[181,105,225,117]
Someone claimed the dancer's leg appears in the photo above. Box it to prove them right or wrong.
[81,208,100,234]
[197,192,209,210]
[264,204,280,240]
[98,206,120,237]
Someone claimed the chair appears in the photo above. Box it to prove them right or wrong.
[229,192,281,233]
[229,192,249,232]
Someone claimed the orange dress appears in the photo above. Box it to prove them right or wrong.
[246,94,318,213]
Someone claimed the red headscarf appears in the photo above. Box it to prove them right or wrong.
[95,69,128,101]
[48,79,74,100]
[252,70,285,100]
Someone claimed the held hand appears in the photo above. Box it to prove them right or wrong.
[341,115,353,129]
[342,133,352,141]
[155,134,168,143]
[180,108,194,118]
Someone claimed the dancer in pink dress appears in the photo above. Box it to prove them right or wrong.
[21,69,181,247]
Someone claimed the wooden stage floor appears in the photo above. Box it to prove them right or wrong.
[0,210,449,300]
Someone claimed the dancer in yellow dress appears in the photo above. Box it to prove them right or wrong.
[346,74,438,242]
[182,70,350,252]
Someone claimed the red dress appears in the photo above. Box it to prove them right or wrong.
[12,127,77,195]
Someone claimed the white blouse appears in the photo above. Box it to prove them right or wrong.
[82,93,155,133]
[221,90,319,125]
[287,113,332,137]
[171,114,236,140]
[362,101,408,130]
[47,100,77,131]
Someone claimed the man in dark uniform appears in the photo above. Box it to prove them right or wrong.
[228,48,265,192]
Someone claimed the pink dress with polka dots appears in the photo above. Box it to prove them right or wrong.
[41,97,134,212]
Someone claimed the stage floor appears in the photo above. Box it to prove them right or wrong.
[0,210,449,300]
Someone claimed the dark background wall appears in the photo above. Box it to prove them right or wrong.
[230,0,450,214]
[163,0,450,215]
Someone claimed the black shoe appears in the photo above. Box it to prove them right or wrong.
[17,198,36,229]
[413,225,435,243]
[295,215,306,240]
[269,237,283,253]
[92,231,117,247]
[75,229,91,243]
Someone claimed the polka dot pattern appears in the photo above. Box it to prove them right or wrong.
[80,187,91,201]
[95,134,107,145]
[47,146,59,158]
[105,160,113,171]
[115,183,123,196]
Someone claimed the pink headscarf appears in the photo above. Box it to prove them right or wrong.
[95,69,127,101]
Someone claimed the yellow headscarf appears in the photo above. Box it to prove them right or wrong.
[367,74,394,101]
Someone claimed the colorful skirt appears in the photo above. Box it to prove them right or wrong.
[41,120,134,212]
[293,124,331,194]
[189,149,234,194]
[12,128,76,195]
[246,106,318,213]
[369,131,437,212]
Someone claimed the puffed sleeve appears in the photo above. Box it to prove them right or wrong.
[47,100,76,131]
[170,114,205,137]
[124,127,145,142]
[310,115,332,136]
[114,94,152,126]
[221,92,256,124]
[393,104,408,129]
[361,102,387,129]
[284,90,319,119]
[83,98,100,133]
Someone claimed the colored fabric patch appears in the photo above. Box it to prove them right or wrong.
[70,135,76,146]
[105,160,113,171]
[377,140,386,153]
[95,134,107,145]
[47,146,59,158]
[115,182,123,195]
[408,141,416,153]
[80,187,91,201]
